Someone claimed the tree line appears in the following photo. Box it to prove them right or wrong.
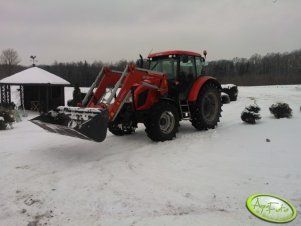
[41,59,133,87]
[206,49,301,85]
[0,48,300,86]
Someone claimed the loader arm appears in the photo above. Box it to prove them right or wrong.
[87,64,168,120]
[86,67,122,107]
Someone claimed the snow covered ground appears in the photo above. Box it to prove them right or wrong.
[1,85,301,226]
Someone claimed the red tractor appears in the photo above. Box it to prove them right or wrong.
[32,50,222,142]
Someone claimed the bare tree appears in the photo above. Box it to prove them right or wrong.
[0,48,22,78]
[0,48,21,65]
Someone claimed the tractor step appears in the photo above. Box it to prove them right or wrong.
[30,107,109,142]
[179,101,191,119]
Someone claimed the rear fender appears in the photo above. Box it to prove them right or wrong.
[188,76,221,102]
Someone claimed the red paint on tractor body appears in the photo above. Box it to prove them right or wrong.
[188,76,217,102]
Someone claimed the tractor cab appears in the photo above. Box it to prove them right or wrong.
[148,50,207,99]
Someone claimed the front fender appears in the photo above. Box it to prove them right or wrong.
[187,76,221,102]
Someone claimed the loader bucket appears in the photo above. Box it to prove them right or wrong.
[30,108,109,142]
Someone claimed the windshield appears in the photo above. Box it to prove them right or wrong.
[150,58,176,79]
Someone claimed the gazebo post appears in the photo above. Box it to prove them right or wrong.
[0,84,11,104]
[38,86,41,112]
[0,84,3,104]
[7,85,11,104]
[19,85,23,108]
[49,85,53,109]
[60,86,64,106]
[46,85,50,111]
[19,85,27,117]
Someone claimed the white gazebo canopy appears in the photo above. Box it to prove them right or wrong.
[0,67,70,85]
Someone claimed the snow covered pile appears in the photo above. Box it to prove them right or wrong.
[221,84,238,101]
[241,104,261,124]
[269,102,292,119]
[221,84,237,89]
[0,103,16,129]
[245,104,261,113]
[221,92,230,104]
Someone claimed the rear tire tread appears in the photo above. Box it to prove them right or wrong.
[190,82,222,130]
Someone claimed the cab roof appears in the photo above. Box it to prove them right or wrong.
[148,50,202,58]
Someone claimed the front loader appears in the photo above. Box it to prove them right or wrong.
[31,50,222,142]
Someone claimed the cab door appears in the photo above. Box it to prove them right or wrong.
[195,56,206,77]
[178,55,196,99]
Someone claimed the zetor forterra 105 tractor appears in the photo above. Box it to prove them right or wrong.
[31,50,222,142]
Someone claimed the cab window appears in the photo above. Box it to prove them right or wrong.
[150,58,176,79]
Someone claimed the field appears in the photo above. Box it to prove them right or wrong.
[0,85,300,226]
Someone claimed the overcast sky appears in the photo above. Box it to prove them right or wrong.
[1,0,301,65]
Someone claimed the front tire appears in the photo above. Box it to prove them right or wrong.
[145,101,179,142]
[190,83,222,130]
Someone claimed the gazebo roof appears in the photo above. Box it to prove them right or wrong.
[0,67,70,85]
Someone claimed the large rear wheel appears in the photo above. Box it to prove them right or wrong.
[190,83,222,130]
[145,101,179,142]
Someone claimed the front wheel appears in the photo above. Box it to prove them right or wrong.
[190,83,222,130]
[145,101,179,142]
